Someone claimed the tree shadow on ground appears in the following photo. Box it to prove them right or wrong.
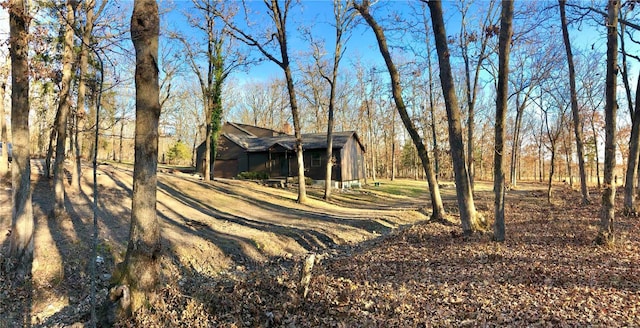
[181,178,400,232]
[159,179,392,246]
[157,181,339,252]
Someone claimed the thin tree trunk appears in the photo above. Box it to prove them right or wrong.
[53,1,76,215]
[427,45,440,180]
[72,0,97,191]
[45,125,56,178]
[563,135,573,187]
[7,0,34,274]
[428,0,482,232]
[591,115,601,188]
[322,1,349,200]
[510,92,531,187]
[624,69,640,212]
[547,145,556,203]
[119,108,125,162]
[421,10,440,181]
[355,0,446,221]
[118,0,162,315]
[597,0,619,245]
[493,0,513,242]
[367,100,377,181]
[0,64,8,178]
[559,0,590,204]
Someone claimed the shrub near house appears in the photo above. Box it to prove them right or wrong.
[166,141,190,165]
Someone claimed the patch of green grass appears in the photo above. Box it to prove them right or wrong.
[366,179,428,198]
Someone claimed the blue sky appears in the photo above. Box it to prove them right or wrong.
[159,0,614,86]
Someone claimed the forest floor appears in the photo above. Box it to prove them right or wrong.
[0,160,639,327]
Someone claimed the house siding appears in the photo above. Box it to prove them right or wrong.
[197,123,365,185]
[341,136,365,182]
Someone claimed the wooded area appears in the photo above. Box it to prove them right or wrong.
[1,0,639,326]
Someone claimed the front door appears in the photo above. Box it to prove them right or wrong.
[279,153,289,176]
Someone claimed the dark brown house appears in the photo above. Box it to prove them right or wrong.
[197,122,366,188]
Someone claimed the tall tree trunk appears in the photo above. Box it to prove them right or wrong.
[355,0,446,221]
[597,0,619,245]
[266,0,307,203]
[322,0,350,200]
[118,0,162,315]
[367,100,377,182]
[428,0,483,233]
[427,44,440,180]
[71,0,97,192]
[284,65,308,203]
[510,91,532,187]
[53,0,76,216]
[0,63,8,178]
[493,0,513,242]
[7,0,34,274]
[623,45,640,212]
[421,8,440,181]
[559,0,590,204]
[45,124,56,178]
[119,107,125,162]
[460,0,494,192]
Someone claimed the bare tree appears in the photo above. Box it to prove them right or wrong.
[71,0,107,192]
[493,0,514,242]
[53,0,77,216]
[354,0,446,221]
[308,0,353,200]
[508,38,560,187]
[457,0,497,191]
[426,0,484,233]
[597,0,619,245]
[180,0,242,180]
[6,0,34,275]
[219,0,308,203]
[559,0,590,204]
[115,0,162,315]
[538,85,569,203]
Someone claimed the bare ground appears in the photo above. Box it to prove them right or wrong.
[0,160,430,326]
[1,160,639,327]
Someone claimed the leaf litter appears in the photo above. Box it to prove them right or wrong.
[120,186,640,327]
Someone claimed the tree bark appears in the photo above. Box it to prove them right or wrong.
[71,0,97,192]
[597,0,619,245]
[493,0,513,242]
[428,0,483,232]
[622,32,640,213]
[7,0,34,274]
[267,0,307,203]
[559,0,590,204]
[590,113,601,188]
[355,0,446,221]
[0,63,9,178]
[510,93,530,187]
[53,0,76,216]
[118,0,162,315]
[627,79,640,212]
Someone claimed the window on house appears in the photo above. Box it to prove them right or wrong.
[311,153,322,167]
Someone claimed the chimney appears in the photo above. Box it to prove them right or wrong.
[283,122,292,135]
